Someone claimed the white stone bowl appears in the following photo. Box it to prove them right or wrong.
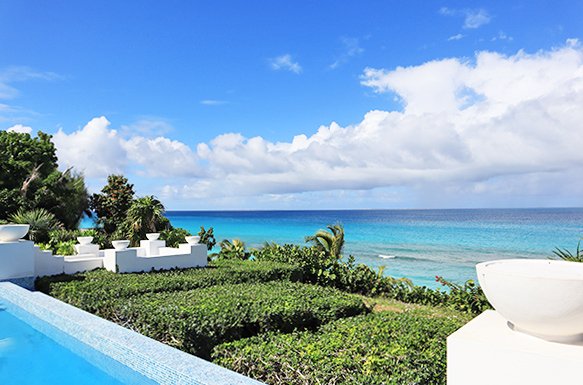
[146,233,160,241]
[477,259,583,342]
[112,240,130,250]
[185,236,200,245]
[77,236,93,245]
[0,224,30,242]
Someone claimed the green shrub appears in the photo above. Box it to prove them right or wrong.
[253,242,489,315]
[36,260,303,315]
[160,227,191,248]
[44,228,110,253]
[54,240,76,256]
[213,309,466,385]
[114,281,367,359]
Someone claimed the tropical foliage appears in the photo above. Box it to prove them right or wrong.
[218,239,250,260]
[198,226,217,250]
[0,130,89,228]
[124,196,169,245]
[9,208,62,243]
[305,223,345,260]
[552,240,583,262]
[89,175,135,234]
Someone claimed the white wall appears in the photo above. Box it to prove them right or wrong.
[104,244,207,273]
[0,241,35,280]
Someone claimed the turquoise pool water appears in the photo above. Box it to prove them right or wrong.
[0,301,153,385]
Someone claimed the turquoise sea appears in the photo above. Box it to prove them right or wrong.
[84,208,583,288]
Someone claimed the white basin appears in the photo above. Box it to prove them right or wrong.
[146,233,160,241]
[477,259,583,342]
[0,224,30,242]
[112,240,130,250]
[77,236,93,245]
[185,236,200,245]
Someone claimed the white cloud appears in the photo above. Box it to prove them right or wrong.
[5,124,33,134]
[123,136,200,177]
[491,31,513,42]
[52,117,127,177]
[448,33,464,41]
[51,116,200,179]
[330,37,364,69]
[163,41,583,206]
[0,66,60,100]
[440,7,491,29]
[200,99,228,106]
[0,66,60,125]
[269,54,302,74]
[39,41,583,208]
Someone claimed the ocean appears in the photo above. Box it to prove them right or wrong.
[83,208,583,288]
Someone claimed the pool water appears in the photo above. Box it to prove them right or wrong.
[0,302,152,385]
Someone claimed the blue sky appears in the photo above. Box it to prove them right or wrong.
[2,1,583,209]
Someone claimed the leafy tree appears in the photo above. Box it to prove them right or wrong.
[305,224,345,260]
[198,226,217,250]
[9,208,62,243]
[0,131,88,227]
[124,196,169,245]
[89,175,135,234]
[31,169,89,228]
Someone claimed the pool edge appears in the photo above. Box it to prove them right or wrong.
[0,282,264,385]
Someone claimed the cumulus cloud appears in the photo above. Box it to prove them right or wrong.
[269,54,302,74]
[440,7,491,29]
[41,41,583,208]
[164,41,583,205]
[5,124,33,134]
[53,117,127,177]
[52,116,200,179]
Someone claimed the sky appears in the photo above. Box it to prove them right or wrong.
[1,0,583,210]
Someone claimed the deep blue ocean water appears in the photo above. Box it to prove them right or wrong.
[83,208,583,288]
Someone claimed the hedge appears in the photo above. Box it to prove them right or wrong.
[36,260,303,315]
[113,281,367,359]
[213,310,466,385]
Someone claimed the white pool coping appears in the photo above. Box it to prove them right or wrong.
[0,282,264,385]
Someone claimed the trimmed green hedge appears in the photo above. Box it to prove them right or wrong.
[213,310,466,385]
[36,260,303,315]
[113,281,367,359]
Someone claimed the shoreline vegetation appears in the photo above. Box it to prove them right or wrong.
[3,130,577,384]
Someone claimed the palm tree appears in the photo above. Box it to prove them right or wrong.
[125,196,167,245]
[553,240,583,262]
[305,224,345,260]
[9,208,62,243]
[219,239,250,260]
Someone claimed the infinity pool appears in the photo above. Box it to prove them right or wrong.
[0,299,155,385]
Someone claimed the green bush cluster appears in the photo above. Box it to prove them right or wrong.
[252,243,490,315]
[213,309,466,385]
[36,260,304,315]
[113,281,367,359]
